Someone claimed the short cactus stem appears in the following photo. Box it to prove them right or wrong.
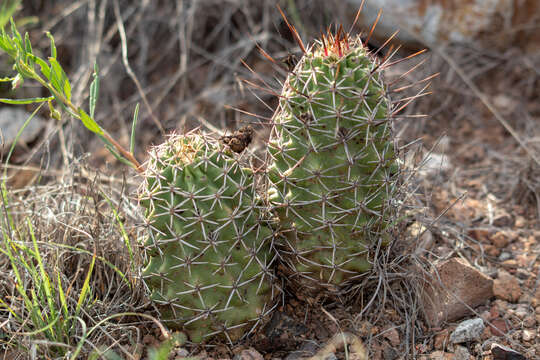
[138,131,278,343]
[267,29,400,297]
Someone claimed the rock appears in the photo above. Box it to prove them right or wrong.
[488,318,509,336]
[523,315,536,328]
[345,0,540,53]
[514,216,526,228]
[513,305,529,320]
[490,231,511,248]
[283,341,318,360]
[491,343,526,360]
[533,288,540,307]
[421,257,494,326]
[522,329,535,342]
[233,348,264,360]
[449,318,485,344]
[427,351,454,360]
[323,354,338,360]
[493,271,522,302]
[453,345,471,360]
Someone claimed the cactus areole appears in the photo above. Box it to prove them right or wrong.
[268,32,399,295]
[139,133,276,343]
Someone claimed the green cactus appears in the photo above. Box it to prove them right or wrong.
[267,31,399,295]
[139,131,277,343]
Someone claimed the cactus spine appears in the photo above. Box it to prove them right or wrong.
[139,132,276,343]
[267,31,399,295]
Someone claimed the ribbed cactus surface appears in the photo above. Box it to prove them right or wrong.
[139,132,276,343]
[267,33,399,295]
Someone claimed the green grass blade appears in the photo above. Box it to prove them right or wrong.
[68,317,88,360]
[28,219,61,338]
[74,253,96,320]
[130,103,139,154]
[56,272,69,324]
[89,62,99,118]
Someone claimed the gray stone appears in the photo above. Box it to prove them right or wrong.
[454,345,470,359]
[449,318,485,344]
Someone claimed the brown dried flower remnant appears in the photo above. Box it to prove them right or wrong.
[219,125,254,153]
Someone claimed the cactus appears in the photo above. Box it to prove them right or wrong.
[139,131,277,343]
[267,30,399,296]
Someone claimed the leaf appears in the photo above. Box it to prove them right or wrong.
[0,96,53,104]
[46,31,56,59]
[28,53,50,79]
[89,62,99,118]
[23,32,32,64]
[78,108,103,135]
[9,18,22,44]
[49,57,71,101]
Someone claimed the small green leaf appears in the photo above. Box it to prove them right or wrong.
[0,76,15,82]
[46,31,56,59]
[49,57,71,101]
[9,18,22,43]
[89,63,99,118]
[24,32,32,60]
[28,54,50,79]
[0,96,53,104]
[78,108,103,135]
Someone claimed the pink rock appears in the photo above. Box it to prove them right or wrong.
[421,257,494,327]
[493,271,522,303]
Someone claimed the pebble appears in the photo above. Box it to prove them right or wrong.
[491,343,526,360]
[233,348,264,360]
[450,318,485,344]
[453,345,470,359]
[522,329,535,342]
[493,271,522,302]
